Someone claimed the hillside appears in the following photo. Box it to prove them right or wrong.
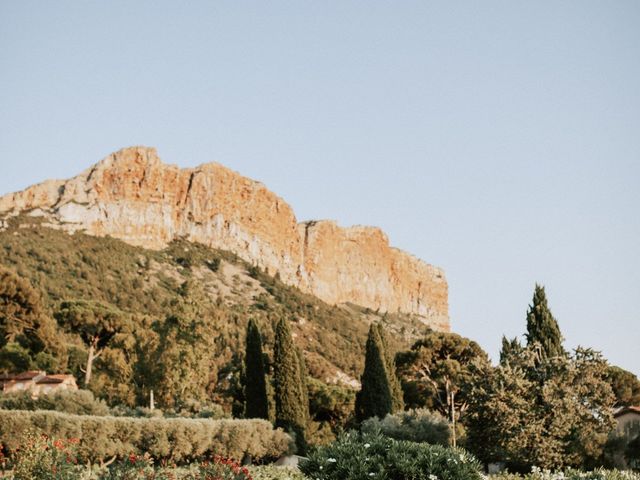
[0,216,433,408]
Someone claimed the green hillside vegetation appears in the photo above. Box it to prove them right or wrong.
[0,217,430,433]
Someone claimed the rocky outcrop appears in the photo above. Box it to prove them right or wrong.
[0,147,449,330]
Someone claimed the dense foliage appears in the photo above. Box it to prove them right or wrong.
[300,431,483,480]
[0,389,109,415]
[0,265,62,371]
[396,329,490,446]
[355,325,397,421]
[490,467,640,480]
[467,345,615,470]
[0,409,292,464]
[607,366,640,407]
[361,408,451,445]
[244,319,269,420]
[525,284,565,359]
[0,221,425,432]
[274,317,309,454]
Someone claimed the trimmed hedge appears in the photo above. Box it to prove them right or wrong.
[0,389,110,416]
[0,409,292,463]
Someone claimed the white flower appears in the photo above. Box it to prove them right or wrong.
[369,474,375,477]
[364,443,371,448]
[429,475,438,480]
[327,458,337,463]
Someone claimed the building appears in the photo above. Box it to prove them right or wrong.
[614,406,640,469]
[0,370,78,396]
[615,406,640,440]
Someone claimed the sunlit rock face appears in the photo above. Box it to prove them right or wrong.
[0,146,449,331]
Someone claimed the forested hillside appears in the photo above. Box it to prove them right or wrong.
[0,216,430,417]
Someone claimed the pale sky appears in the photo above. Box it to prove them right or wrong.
[1,1,638,376]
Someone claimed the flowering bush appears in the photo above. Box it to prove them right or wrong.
[192,455,253,480]
[11,431,81,480]
[490,467,640,480]
[300,431,483,480]
[101,453,160,479]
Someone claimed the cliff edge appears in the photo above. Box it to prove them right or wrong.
[0,146,449,331]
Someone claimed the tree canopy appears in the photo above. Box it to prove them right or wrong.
[525,284,565,359]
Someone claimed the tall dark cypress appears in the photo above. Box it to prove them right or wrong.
[355,323,393,422]
[375,323,404,412]
[296,347,310,425]
[244,319,269,419]
[273,317,308,454]
[525,284,565,359]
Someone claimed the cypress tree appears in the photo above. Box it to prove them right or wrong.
[375,323,404,412]
[296,347,310,425]
[525,284,565,359]
[355,323,393,422]
[273,317,307,454]
[244,319,269,420]
[499,335,524,366]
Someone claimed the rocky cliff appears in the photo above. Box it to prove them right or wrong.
[0,147,449,331]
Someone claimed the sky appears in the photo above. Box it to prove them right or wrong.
[1,1,638,376]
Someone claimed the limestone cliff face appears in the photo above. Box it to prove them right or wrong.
[0,146,449,331]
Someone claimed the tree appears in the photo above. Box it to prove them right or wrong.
[466,346,616,470]
[396,330,490,447]
[499,335,524,366]
[149,283,218,410]
[607,365,640,407]
[297,347,310,426]
[273,317,308,454]
[0,342,33,372]
[355,323,394,423]
[375,323,404,413]
[55,300,129,386]
[525,284,565,359]
[0,266,61,371]
[244,319,269,419]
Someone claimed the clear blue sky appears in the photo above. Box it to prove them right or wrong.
[1,1,638,376]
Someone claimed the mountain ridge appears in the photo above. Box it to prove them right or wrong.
[0,146,449,332]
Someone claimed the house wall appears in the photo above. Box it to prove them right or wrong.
[616,412,640,440]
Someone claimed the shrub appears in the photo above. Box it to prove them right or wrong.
[249,465,306,480]
[0,389,110,416]
[0,410,292,464]
[11,431,82,480]
[192,455,252,480]
[361,408,450,445]
[300,431,483,480]
[490,467,640,480]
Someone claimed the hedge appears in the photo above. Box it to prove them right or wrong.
[0,409,292,464]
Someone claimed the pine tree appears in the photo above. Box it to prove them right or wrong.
[244,319,269,419]
[355,323,393,422]
[375,323,404,412]
[273,317,308,454]
[525,284,565,359]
